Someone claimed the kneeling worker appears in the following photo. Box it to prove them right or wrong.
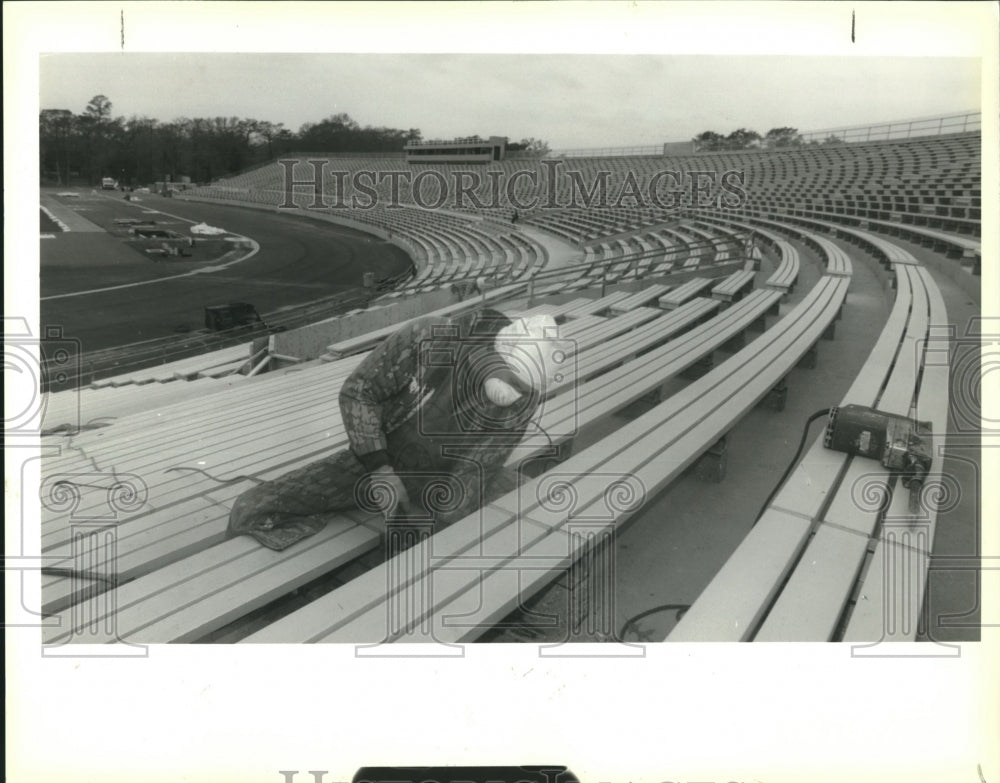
[228,308,561,550]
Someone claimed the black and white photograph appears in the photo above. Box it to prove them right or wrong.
[6,2,998,782]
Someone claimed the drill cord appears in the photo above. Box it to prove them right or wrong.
[529,419,555,452]
[753,407,832,526]
[165,466,268,485]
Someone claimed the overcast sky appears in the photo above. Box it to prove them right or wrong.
[39,53,980,150]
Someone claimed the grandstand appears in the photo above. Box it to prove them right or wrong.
[38,114,981,645]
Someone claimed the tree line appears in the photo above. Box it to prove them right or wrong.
[40,95,551,186]
[692,126,845,151]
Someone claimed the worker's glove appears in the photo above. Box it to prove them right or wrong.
[368,466,411,519]
[484,377,523,406]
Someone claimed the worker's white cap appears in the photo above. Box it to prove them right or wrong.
[494,314,562,392]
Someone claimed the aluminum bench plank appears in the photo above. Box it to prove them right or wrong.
[507,289,785,467]
[44,515,380,645]
[659,277,714,309]
[842,266,950,642]
[711,270,756,302]
[609,284,673,313]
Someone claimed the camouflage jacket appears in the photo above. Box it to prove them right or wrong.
[338,308,540,522]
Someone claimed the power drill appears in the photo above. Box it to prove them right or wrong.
[823,404,933,513]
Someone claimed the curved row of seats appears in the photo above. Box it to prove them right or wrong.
[670,229,947,642]
[738,203,981,273]
[237,239,851,644]
[395,230,542,295]
[35,251,763,630]
[686,216,801,294]
[184,182,547,292]
[213,134,978,215]
[39,216,953,645]
[191,131,980,245]
[41,222,835,644]
[44,130,971,644]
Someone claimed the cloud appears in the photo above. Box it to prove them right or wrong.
[39,53,980,149]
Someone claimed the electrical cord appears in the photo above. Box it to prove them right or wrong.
[619,604,691,640]
[618,408,833,639]
[528,419,555,453]
[753,407,832,526]
[165,466,268,485]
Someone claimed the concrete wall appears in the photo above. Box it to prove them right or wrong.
[268,287,459,361]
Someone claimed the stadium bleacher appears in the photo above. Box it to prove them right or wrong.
[40,124,979,644]
[670,241,945,642]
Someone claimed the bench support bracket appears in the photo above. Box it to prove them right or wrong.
[720,331,746,353]
[797,344,818,370]
[696,435,728,482]
[763,378,788,412]
[681,354,714,380]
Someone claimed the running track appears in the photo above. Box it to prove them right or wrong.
[40,194,412,354]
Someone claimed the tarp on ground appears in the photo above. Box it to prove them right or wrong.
[191,222,226,236]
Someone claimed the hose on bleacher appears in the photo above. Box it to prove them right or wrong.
[753,407,832,527]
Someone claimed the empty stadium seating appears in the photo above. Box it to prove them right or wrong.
[41,125,978,644]
[670,235,947,642]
